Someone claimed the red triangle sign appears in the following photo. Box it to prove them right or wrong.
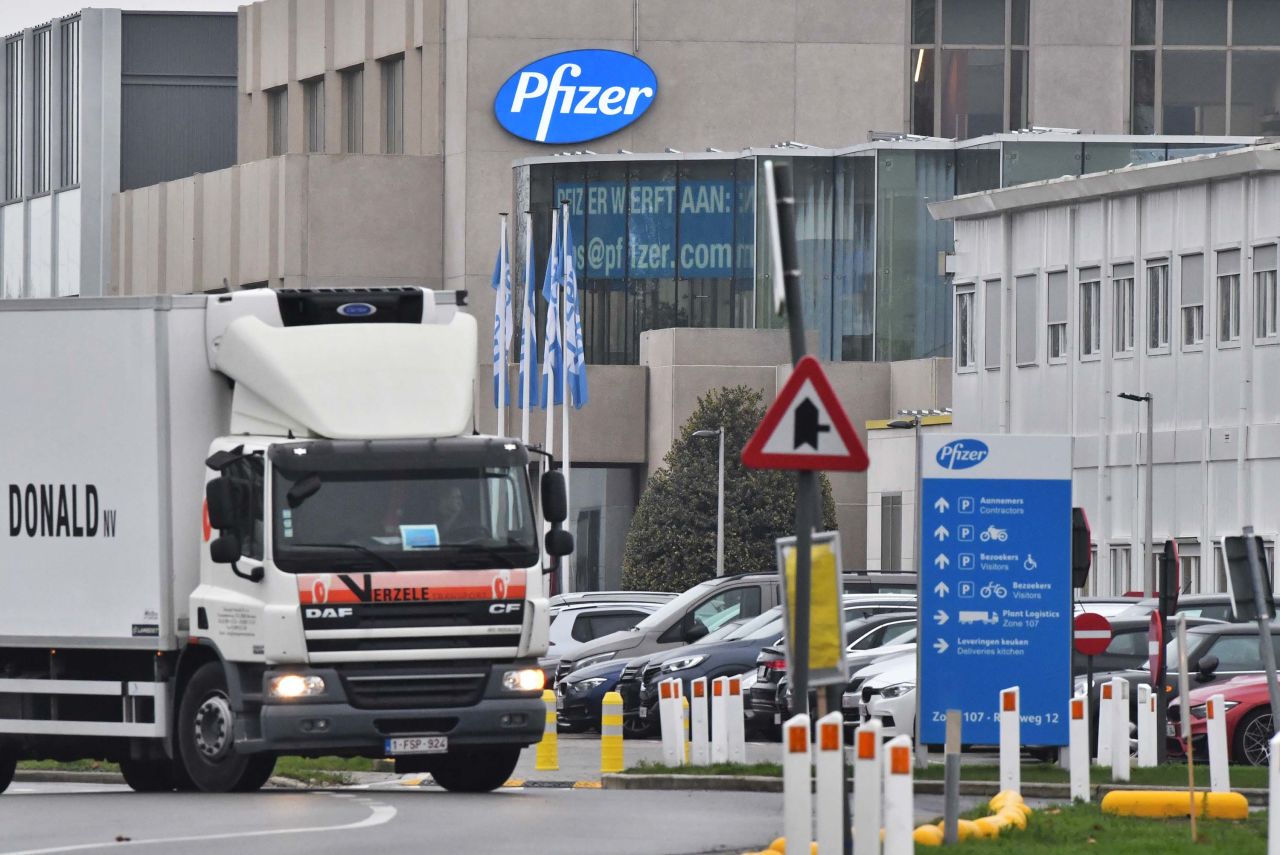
[741,356,870,472]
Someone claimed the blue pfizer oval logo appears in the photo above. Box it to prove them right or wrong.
[494,49,657,144]
[936,439,990,470]
[337,302,376,318]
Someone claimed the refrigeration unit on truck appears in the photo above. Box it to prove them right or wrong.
[0,288,572,794]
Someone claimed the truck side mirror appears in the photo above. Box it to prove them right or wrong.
[545,528,574,557]
[210,533,242,564]
[541,470,567,524]
[206,478,235,530]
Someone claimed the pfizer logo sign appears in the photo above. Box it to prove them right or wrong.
[936,439,990,470]
[494,49,657,144]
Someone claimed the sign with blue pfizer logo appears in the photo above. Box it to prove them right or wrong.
[918,434,1073,747]
[494,50,657,144]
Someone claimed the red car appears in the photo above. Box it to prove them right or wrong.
[1169,674,1277,766]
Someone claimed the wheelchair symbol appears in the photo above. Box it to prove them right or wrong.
[1023,554,1038,571]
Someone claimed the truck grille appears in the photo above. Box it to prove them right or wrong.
[340,665,488,710]
[302,600,523,661]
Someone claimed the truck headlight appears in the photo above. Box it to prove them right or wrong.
[503,669,546,692]
[269,674,326,699]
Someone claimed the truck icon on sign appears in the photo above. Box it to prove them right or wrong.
[958,611,1000,625]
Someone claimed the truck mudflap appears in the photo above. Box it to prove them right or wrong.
[251,664,544,754]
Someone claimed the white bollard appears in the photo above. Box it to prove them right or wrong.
[1069,694,1090,802]
[658,678,683,766]
[1268,731,1280,853]
[727,675,747,764]
[1109,677,1130,782]
[999,686,1021,793]
[1136,684,1157,768]
[710,676,729,763]
[1096,680,1113,767]
[815,712,844,855]
[853,718,883,855]
[783,714,812,855]
[1207,692,1230,793]
[883,735,915,855]
[690,677,710,766]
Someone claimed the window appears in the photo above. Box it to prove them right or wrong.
[690,586,763,634]
[570,610,645,643]
[4,38,22,200]
[1146,261,1170,350]
[1131,0,1280,135]
[1110,546,1133,594]
[1079,267,1102,356]
[267,86,288,157]
[1047,270,1068,361]
[223,457,264,561]
[1015,273,1037,365]
[881,494,903,572]
[1180,253,1205,347]
[380,55,403,154]
[1255,244,1278,340]
[59,17,79,187]
[1113,263,1135,353]
[955,285,975,369]
[984,279,1002,368]
[910,0,1030,137]
[30,28,50,195]
[303,77,324,153]
[1218,248,1241,344]
[341,65,363,153]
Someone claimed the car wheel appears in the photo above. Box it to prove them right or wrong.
[1233,708,1273,766]
[0,745,15,795]
[623,711,658,739]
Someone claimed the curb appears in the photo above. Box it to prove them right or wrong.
[603,774,783,793]
[15,770,125,785]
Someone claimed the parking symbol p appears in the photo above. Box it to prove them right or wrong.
[958,581,976,598]
[959,553,975,570]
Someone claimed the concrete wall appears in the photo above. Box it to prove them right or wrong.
[1028,0,1128,133]
[112,153,443,294]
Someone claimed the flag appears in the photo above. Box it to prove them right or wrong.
[541,213,564,408]
[562,218,589,409]
[490,219,513,408]
[518,217,539,409]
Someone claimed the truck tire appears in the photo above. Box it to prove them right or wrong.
[232,755,277,792]
[427,746,521,793]
[178,662,265,793]
[0,747,15,795]
[119,758,175,793]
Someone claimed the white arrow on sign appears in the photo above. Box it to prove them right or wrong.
[934,581,949,597]
[934,497,950,513]
[934,554,950,569]
[934,609,949,626]
[933,525,950,542]
[933,639,949,654]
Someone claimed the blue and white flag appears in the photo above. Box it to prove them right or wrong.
[562,218,589,409]
[490,218,513,408]
[541,213,564,408]
[518,216,539,410]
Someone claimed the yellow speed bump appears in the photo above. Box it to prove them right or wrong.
[1100,790,1249,820]
[972,816,1004,838]
[998,808,1028,830]
[912,825,944,846]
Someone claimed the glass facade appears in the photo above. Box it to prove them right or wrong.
[519,136,1249,367]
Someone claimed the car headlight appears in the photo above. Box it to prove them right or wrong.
[502,668,546,692]
[880,682,915,700]
[661,655,707,674]
[268,674,326,699]
[570,677,608,694]
[575,651,617,670]
[1189,700,1239,719]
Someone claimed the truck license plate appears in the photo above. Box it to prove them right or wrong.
[385,736,448,755]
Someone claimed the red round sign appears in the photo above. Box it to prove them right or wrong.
[1148,612,1164,685]
[1073,612,1113,657]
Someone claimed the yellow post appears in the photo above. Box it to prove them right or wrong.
[682,695,691,763]
[600,690,625,773]
[536,689,559,771]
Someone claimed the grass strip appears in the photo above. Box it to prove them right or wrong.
[913,762,1270,789]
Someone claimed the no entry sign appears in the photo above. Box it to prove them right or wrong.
[1073,612,1113,657]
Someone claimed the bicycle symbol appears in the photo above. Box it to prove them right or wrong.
[978,525,1008,542]
[980,582,1008,599]
[1023,554,1038,571]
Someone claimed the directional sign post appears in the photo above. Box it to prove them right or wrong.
[919,434,1073,747]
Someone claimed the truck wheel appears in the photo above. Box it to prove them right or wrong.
[178,662,261,793]
[232,755,277,792]
[428,746,521,793]
[0,747,15,794]
[119,758,174,792]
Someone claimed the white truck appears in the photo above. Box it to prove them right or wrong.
[0,288,570,794]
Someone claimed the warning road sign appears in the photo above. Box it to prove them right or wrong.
[741,355,869,471]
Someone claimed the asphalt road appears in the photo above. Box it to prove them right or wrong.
[0,782,985,855]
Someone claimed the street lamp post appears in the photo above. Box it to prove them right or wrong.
[1118,392,1154,597]
[693,427,726,577]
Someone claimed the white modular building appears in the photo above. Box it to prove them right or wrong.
[932,145,1280,596]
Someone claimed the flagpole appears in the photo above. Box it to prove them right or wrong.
[544,208,558,464]
[497,214,508,438]
[560,201,572,594]
[521,212,533,446]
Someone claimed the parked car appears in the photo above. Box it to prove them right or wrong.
[1074,597,1143,618]
[857,651,917,739]
[555,657,631,733]
[540,600,662,681]
[1071,616,1218,676]
[1169,674,1279,765]
[549,591,677,608]
[1115,593,1279,623]
[841,649,915,735]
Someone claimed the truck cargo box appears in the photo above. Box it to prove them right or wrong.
[0,297,227,650]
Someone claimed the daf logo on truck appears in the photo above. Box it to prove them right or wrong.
[936,439,990,470]
[7,483,116,538]
[494,49,657,144]
[304,607,354,620]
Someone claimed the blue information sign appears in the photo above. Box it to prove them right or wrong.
[918,434,1073,746]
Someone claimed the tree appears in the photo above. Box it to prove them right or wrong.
[622,386,837,592]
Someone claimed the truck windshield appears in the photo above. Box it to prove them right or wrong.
[271,464,539,571]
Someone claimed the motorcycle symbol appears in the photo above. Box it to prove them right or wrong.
[979,525,1008,542]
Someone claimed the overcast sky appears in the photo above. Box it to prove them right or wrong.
[1,1,245,38]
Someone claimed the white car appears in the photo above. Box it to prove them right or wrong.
[853,653,917,738]
[540,601,661,678]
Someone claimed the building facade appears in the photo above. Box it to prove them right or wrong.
[2,9,236,299]
[935,145,1280,595]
